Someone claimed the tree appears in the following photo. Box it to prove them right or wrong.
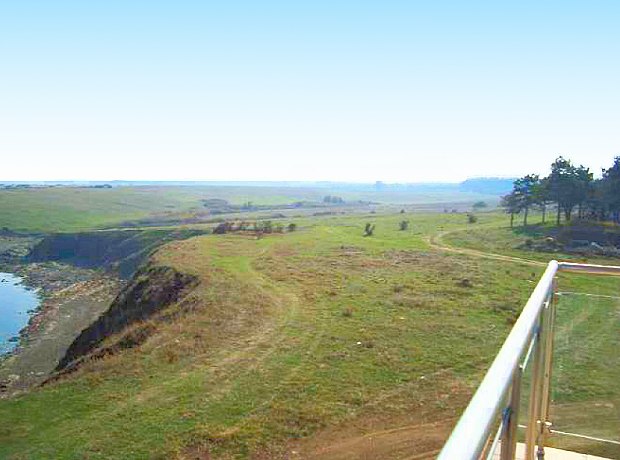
[287,223,297,232]
[500,193,520,228]
[532,177,551,224]
[546,157,592,224]
[601,157,620,222]
[323,195,344,204]
[213,222,233,234]
[363,223,375,236]
[569,164,593,220]
[472,201,488,211]
[262,220,273,233]
[399,220,409,231]
[497,155,617,226]
[547,157,571,224]
[512,174,539,226]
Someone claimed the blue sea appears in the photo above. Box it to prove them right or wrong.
[0,272,40,355]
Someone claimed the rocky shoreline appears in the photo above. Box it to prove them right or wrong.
[0,256,122,396]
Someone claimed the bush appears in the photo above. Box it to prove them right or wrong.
[287,223,297,232]
[363,223,375,236]
[399,220,409,231]
[323,195,344,204]
[213,222,233,234]
[467,213,478,223]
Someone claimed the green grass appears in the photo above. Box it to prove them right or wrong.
[0,187,199,232]
[1,211,618,459]
[546,287,620,457]
[441,217,620,264]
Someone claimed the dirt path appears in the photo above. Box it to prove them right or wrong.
[426,229,546,267]
[296,420,453,460]
[291,417,464,460]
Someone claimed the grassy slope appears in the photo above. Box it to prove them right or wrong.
[438,211,620,264]
[0,212,617,458]
[0,186,495,233]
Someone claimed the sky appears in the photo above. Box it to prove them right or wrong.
[1,1,619,183]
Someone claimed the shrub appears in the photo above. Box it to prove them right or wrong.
[213,222,233,234]
[323,195,345,204]
[399,220,409,231]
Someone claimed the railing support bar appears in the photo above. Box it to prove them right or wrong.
[525,312,545,460]
[501,364,523,460]
[537,279,558,457]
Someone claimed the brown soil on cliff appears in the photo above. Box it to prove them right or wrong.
[55,265,198,372]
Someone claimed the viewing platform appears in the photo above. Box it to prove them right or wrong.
[438,261,620,460]
[492,443,612,460]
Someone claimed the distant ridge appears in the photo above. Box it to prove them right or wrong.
[458,177,515,195]
[1,178,515,196]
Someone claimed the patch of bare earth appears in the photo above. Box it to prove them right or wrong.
[287,374,471,460]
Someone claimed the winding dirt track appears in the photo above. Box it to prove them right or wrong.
[427,229,546,267]
[298,420,453,460]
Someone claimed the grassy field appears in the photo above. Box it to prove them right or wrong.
[0,185,495,233]
[0,211,618,459]
[0,187,198,232]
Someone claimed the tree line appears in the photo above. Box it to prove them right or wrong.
[212,220,297,235]
[502,156,620,227]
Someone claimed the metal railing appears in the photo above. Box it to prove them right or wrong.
[437,261,620,460]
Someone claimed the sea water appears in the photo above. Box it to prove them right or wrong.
[0,272,40,355]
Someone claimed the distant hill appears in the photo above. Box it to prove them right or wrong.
[458,178,515,196]
[1,178,516,196]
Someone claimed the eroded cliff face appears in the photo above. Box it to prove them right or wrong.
[56,265,198,371]
[27,229,206,278]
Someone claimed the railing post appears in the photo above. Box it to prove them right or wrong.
[525,307,545,460]
[500,365,523,460]
[537,279,558,458]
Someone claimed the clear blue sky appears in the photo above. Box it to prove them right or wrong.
[1,1,619,182]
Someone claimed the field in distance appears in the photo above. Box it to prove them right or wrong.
[0,182,498,233]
